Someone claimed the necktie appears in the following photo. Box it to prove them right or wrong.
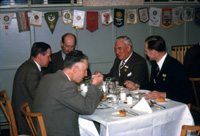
[120,60,125,70]
[153,64,160,84]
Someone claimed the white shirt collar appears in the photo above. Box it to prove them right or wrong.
[157,53,167,70]
[61,50,66,60]
[33,60,41,72]
[64,72,71,81]
[120,52,133,64]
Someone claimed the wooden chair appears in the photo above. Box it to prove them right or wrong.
[20,103,47,136]
[180,125,200,136]
[189,78,200,113]
[0,90,18,136]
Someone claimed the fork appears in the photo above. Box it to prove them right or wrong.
[150,100,166,109]
[123,109,139,116]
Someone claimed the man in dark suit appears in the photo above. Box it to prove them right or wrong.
[42,33,91,77]
[33,50,103,136]
[144,35,191,104]
[104,36,149,90]
[12,42,51,135]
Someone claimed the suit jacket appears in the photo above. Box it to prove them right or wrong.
[33,70,103,136]
[149,55,192,104]
[184,43,200,77]
[42,50,92,77]
[105,51,149,89]
[12,58,42,135]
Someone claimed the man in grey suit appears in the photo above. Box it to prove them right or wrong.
[33,50,104,136]
[104,36,149,90]
[12,42,51,135]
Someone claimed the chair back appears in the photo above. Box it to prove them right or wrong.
[180,125,200,136]
[0,90,18,136]
[189,78,200,107]
[20,103,47,136]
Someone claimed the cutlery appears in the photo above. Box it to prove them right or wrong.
[150,100,166,109]
[123,109,138,116]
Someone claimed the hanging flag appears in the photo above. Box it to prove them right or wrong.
[173,6,184,25]
[0,13,14,35]
[86,11,98,32]
[138,7,149,23]
[30,11,42,27]
[100,10,113,26]
[44,12,59,34]
[183,7,194,22]
[114,9,124,28]
[162,8,172,28]
[61,9,73,24]
[149,7,162,27]
[16,11,30,32]
[194,7,200,26]
[126,9,137,24]
[72,10,85,29]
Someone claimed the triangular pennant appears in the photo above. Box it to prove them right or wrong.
[100,10,113,26]
[162,8,172,28]
[126,9,137,24]
[149,7,162,27]
[194,7,200,26]
[138,7,149,23]
[16,11,30,32]
[61,9,73,24]
[173,6,184,25]
[114,9,124,28]
[30,11,42,27]
[0,13,14,35]
[86,11,98,32]
[72,10,85,29]
[44,12,59,34]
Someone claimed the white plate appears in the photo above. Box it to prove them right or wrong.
[111,112,127,117]
[151,98,171,104]
[129,90,151,95]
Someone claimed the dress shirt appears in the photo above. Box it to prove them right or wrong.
[61,50,66,60]
[119,52,133,76]
[33,60,41,72]
[157,53,167,70]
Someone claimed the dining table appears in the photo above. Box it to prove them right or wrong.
[79,89,195,136]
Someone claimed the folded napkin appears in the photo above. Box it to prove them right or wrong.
[132,97,152,113]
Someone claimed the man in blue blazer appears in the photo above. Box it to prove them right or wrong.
[144,35,191,104]
[33,50,103,136]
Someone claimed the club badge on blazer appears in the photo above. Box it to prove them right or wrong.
[124,65,128,72]
[162,74,166,81]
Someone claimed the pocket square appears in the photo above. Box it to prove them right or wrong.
[127,72,132,77]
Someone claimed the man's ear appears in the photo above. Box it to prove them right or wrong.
[60,41,64,48]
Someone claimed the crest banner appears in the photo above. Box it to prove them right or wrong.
[44,12,59,34]
[114,9,124,28]
[0,13,14,35]
[30,11,42,27]
[86,11,98,32]
[72,10,85,29]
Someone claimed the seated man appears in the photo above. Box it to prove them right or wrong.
[42,33,91,78]
[104,36,149,90]
[33,50,103,136]
[144,35,191,104]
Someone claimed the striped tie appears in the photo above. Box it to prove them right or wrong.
[120,60,125,69]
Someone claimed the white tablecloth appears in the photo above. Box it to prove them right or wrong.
[80,100,194,136]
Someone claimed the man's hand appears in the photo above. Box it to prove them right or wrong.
[92,72,103,86]
[124,80,140,90]
[145,90,166,99]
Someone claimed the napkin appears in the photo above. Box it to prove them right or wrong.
[132,97,152,113]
